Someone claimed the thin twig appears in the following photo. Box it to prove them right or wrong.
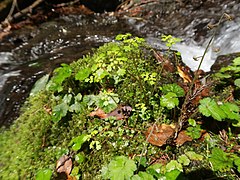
[137,122,156,171]
[3,0,43,24]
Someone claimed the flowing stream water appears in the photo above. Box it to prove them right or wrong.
[0,1,240,126]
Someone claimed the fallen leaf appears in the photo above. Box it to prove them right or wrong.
[56,155,72,176]
[43,104,52,115]
[174,130,192,146]
[107,105,132,120]
[89,108,107,119]
[153,50,175,72]
[89,105,132,120]
[0,22,11,40]
[145,124,175,147]
[177,65,192,83]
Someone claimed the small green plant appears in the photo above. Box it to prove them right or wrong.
[209,147,235,172]
[199,97,240,126]
[186,119,202,139]
[101,156,137,179]
[35,169,52,180]
[214,57,240,84]
[161,34,181,49]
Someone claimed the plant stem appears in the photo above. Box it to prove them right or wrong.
[176,13,227,135]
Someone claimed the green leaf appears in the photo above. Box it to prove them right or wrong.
[52,102,69,122]
[220,102,240,120]
[46,64,72,92]
[234,78,240,88]
[209,147,234,172]
[199,98,226,121]
[178,154,190,166]
[116,68,126,76]
[102,156,137,180]
[186,126,202,139]
[185,151,203,161]
[70,166,80,177]
[96,92,119,113]
[134,157,147,168]
[75,68,91,81]
[90,141,102,150]
[234,157,240,173]
[131,172,154,180]
[188,119,196,126]
[30,74,49,96]
[146,163,162,178]
[165,169,181,180]
[75,153,85,164]
[233,57,240,66]
[63,94,73,104]
[115,33,132,41]
[69,102,85,113]
[94,68,109,82]
[69,134,91,151]
[161,83,185,97]
[214,72,231,79]
[166,160,183,172]
[36,169,52,180]
[160,92,179,109]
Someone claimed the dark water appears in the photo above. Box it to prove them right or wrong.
[0,14,135,126]
[0,1,240,127]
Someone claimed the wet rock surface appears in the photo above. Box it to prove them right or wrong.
[211,52,240,72]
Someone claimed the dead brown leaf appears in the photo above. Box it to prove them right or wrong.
[177,65,193,83]
[89,108,107,119]
[146,124,175,147]
[56,155,72,176]
[153,50,175,72]
[43,104,52,115]
[174,130,192,146]
[89,106,132,120]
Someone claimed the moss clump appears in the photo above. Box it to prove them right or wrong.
[0,34,167,179]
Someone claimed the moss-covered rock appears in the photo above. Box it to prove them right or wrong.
[0,34,240,180]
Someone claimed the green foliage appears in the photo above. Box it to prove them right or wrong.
[160,83,184,110]
[209,147,234,172]
[1,33,240,180]
[199,97,240,126]
[46,63,72,92]
[234,78,240,87]
[214,56,240,87]
[234,157,240,173]
[75,153,85,164]
[69,134,91,151]
[165,170,182,180]
[161,34,181,48]
[166,160,183,172]
[161,83,185,97]
[160,92,179,109]
[75,67,91,81]
[35,169,52,180]
[102,156,137,180]
[132,172,154,180]
[178,154,190,166]
[185,151,203,161]
[186,119,202,139]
